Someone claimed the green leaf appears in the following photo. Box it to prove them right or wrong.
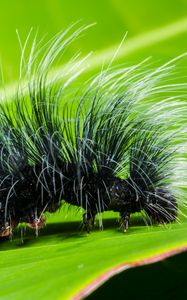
[1,210,187,300]
[0,1,187,300]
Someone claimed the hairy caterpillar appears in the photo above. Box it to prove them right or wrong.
[0,25,186,237]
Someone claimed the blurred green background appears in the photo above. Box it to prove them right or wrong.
[0,1,187,299]
[0,0,187,83]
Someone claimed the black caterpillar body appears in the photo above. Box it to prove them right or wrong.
[0,26,182,237]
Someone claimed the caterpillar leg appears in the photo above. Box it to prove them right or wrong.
[119,211,130,232]
[27,215,46,229]
[0,222,12,237]
[0,219,18,238]
[82,210,96,233]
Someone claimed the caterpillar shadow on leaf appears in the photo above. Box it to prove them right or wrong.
[0,24,186,239]
[0,217,147,249]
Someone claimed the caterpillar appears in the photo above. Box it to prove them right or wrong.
[0,25,186,238]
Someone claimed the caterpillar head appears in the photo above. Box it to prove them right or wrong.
[106,179,177,225]
[143,188,178,224]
